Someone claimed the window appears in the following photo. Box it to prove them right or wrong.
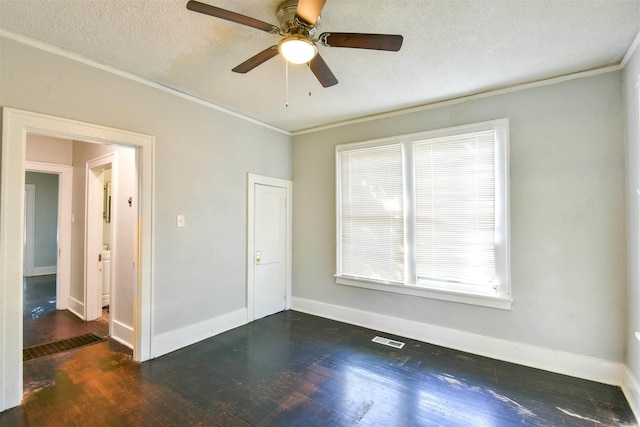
[336,119,510,309]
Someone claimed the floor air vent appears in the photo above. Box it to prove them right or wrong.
[372,336,405,349]
[23,333,106,361]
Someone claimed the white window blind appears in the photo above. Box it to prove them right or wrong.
[335,119,510,307]
[339,143,404,283]
[414,131,496,288]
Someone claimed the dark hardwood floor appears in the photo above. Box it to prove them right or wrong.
[1,306,636,426]
[23,275,109,348]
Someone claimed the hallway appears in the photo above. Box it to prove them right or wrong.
[23,274,108,348]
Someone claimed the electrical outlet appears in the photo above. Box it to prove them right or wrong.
[177,215,185,228]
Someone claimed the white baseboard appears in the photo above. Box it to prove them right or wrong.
[292,297,625,386]
[30,266,56,276]
[151,308,247,359]
[67,297,84,320]
[111,319,133,349]
[622,368,640,422]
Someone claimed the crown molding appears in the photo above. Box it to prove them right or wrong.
[0,28,291,136]
[622,29,640,68]
[292,63,622,136]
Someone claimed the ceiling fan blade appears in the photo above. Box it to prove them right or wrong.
[232,46,279,73]
[187,1,278,33]
[309,54,338,88]
[319,33,403,51]
[295,0,326,26]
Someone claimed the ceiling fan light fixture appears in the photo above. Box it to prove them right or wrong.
[278,36,317,64]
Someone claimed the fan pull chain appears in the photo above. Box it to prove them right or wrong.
[307,62,312,97]
[285,60,289,107]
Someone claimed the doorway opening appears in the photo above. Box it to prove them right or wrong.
[24,161,72,312]
[22,166,84,352]
[1,108,154,412]
[85,153,117,324]
[22,141,135,362]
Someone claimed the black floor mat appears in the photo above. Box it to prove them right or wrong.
[23,333,106,361]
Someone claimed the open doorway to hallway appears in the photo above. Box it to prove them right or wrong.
[22,166,108,352]
[1,108,154,412]
[22,134,136,367]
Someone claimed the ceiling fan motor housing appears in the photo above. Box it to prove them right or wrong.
[277,0,319,36]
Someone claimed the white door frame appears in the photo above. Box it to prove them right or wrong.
[23,184,36,277]
[85,154,117,321]
[246,173,292,322]
[25,162,73,311]
[0,108,154,412]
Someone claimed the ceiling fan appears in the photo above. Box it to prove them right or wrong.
[186,0,403,88]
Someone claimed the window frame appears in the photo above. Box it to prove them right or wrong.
[335,119,511,310]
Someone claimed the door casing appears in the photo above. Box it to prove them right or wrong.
[0,108,154,412]
[24,161,73,311]
[85,154,117,322]
[24,184,36,277]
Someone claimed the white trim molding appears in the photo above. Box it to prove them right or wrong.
[67,297,84,321]
[25,161,73,311]
[151,309,247,359]
[23,184,36,277]
[0,29,289,136]
[291,297,626,387]
[84,153,117,322]
[0,107,154,412]
[622,368,640,422]
[334,119,511,309]
[292,65,622,135]
[111,320,134,349]
[622,29,640,67]
[32,266,57,276]
[335,276,512,310]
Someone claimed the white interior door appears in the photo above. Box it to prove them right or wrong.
[253,184,287,320]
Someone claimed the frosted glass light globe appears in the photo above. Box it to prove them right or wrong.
[278,36,317,64]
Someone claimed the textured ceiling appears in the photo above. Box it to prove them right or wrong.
[1,0,639,132]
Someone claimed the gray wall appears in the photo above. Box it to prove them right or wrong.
[292,72,627,362]
[2,31,632,372]
[624,43,640,389]
[1,36,291,339]
[24,171,58,269]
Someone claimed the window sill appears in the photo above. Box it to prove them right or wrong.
[335,275,512,310]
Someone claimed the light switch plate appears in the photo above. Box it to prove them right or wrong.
[177,215,185,228]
